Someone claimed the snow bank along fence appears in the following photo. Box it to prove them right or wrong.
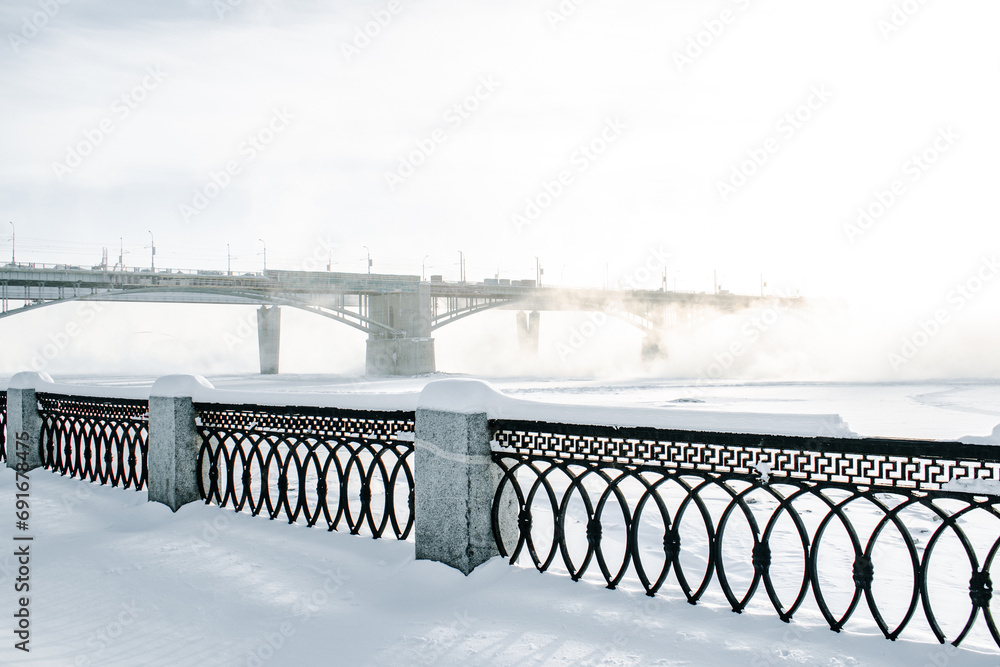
[3,373,1000,652]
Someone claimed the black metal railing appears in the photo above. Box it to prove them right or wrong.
[38,393,149,489]
[0,390,7,463]
[490,420,1000,650]
[195,403,415,539]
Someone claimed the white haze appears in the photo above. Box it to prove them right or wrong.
[1,0,999,380]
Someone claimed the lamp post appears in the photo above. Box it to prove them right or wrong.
[147,231,155,271]
[363,245,371,274]
[422,254,429,281]
[8,221,14,265]
[259,238,266,271]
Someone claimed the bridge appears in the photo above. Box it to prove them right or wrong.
[0,263,800,375]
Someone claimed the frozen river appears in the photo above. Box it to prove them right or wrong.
[20,373,1000,442]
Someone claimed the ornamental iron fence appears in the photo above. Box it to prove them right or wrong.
[0,390,6,463]
[195,403,415,539]
[38,393,149,489]
[9,379,1000,654]
[490,419,1000,650]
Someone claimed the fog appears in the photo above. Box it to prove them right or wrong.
[6,293,1000,382]
[1,0,998,381]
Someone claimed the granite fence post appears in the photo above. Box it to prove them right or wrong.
[147,375,214,511]
[5,372,50,472]
[415,380,515,575]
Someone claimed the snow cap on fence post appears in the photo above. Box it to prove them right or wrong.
[148,375,214,512]
[5,371,53,472]
[415,379,513,575]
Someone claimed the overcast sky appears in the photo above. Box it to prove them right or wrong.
[2,0,999,378]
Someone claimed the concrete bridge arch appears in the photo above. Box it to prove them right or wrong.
[0,265,796,375]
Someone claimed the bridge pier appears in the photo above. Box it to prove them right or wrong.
[516,311,540,353]
[365,284,436,375]
[641,332,666,361]
[257,305,281,375]
[366,337,435,376]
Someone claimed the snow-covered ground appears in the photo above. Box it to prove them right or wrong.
[0,468,998,667]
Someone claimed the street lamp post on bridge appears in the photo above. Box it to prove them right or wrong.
[146,231,155,272]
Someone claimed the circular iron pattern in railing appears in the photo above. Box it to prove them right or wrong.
[37,393,149,490]
[491,420,1000,651]
[195,403,415,540]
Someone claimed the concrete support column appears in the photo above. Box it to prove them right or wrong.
[365,283,436,375]
[257,305,281,375]
[366,337,435,376]
[641,333,665,361]
[5,372,49,472]
[415,380,513,575]
[148,375,214,511]
[516,310,540,353]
